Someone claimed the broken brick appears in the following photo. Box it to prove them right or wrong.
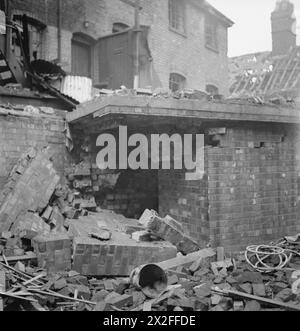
[244,300,261,311]
[252,283,266,297]
[107,294,133,308]
[238,283,253,294]
[194,283,212,298]
[92,289,109,302]
[12,212,50,240]
[32,234,72,274]
[0,148,60,233]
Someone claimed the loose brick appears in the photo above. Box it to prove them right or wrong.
[147,214,199,254]
[12,212,50,239]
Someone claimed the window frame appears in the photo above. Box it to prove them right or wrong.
[11,14,46,62]
[205,14,219,52]
[169,0,186,36]
[71,33,96,79]
[169,73,186,92]
[206,84,219,96]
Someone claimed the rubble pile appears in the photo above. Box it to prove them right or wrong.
[0,239,300,311]
[0,148,300,311]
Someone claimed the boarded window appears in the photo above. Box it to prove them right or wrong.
[205,15,218,51]
[71,34,93,77]
[169,73,186,92]
[169,0,186,34]
[206,84,219,96]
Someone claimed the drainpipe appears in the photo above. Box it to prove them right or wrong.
[5,0,10,58]
[133,0,141,89]
[57,0,62,62]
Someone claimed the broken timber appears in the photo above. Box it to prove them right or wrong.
[157,248,216,271]
[0,253,37,264]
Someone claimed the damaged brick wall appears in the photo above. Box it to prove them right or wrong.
[157,124,300,252]
[95,169,158,219]
[207,124,300,252]
[0,114,68,189]
[158,168,209,247]
[69,131,159,219]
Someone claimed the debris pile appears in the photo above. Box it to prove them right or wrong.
[1,148,300,311]
[0,240,300,311]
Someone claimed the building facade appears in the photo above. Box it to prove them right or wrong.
[2,0,233,96]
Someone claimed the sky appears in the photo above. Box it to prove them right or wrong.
[208,0,300,57]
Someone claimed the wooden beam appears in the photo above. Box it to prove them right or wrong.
[157,248,216,271]
[0,270,5,311]
[0,253,37,263]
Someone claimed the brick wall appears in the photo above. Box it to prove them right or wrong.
[158,168,209,247]
[0,113,68,189]
[8,0,230,95]
[207,124,300,252]
[69,129,159,219]
[159,123,300,252]
[70,119,300,252]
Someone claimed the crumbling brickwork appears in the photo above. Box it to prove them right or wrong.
[158,168,209,247]
[0,113,68,189]
[0,147,60,232]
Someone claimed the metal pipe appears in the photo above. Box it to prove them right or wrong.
[57,0,62,62]
[5,0,10,58]
[133,0,141,89]
[130,264,168,299]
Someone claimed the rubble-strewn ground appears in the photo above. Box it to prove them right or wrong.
[0,148,300,312]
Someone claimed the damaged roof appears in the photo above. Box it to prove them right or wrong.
[229,46,300,100]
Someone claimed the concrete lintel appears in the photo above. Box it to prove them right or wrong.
[67,96,300,125]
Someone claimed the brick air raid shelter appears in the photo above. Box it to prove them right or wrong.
[67,96,300,253]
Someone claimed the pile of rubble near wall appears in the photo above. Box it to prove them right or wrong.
[0,148,300,311]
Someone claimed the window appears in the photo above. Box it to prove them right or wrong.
[206,84,219,96]
[169,0,186,34]
[112,23,129,33]
[205,15,218,51]
[11,15,46,62]
[169,73,186,92]
[72,33,95,78]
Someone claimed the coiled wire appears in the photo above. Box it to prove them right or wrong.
[245,244,300,273]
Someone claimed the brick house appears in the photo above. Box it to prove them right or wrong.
[1,0,233,97]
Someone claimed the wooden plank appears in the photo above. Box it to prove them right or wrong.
[213,288,300,311]
[283,57,299,90]
[0,253,37,263]
[23,272,47,286]
[157,248,216,271]
[28,289,97,306]
[0,270,5,311]
[0,289,37,303]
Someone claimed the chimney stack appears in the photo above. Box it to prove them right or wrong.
[271,0,297,55]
